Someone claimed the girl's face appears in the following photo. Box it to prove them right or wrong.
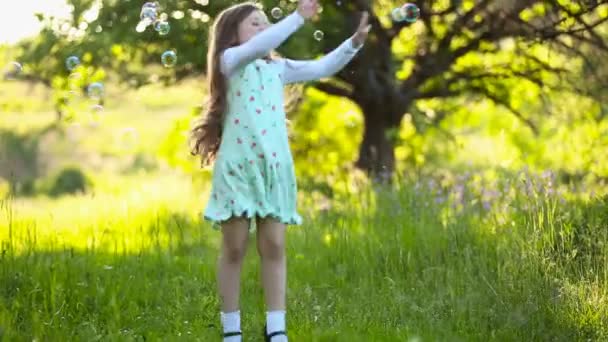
[237,10,270,44]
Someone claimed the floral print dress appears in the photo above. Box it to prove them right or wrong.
[202,11,362,229]
[204,58,302,227]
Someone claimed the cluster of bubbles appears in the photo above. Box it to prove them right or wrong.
[270,6,324,41]
[137,2,175,67]
[391,3,420,23]
[61,53,107,127]
[139,2,170,36]
[64,55,105,100]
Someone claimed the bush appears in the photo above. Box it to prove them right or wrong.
[47,167,90,197]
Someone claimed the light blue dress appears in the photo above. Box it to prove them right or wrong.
[203,11,363,229]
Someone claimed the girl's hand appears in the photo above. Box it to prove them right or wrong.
[297,0,318,20]
[351,12,371,48]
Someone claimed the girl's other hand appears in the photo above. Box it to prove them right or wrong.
[297,0,318,20]
[352,11,371,48]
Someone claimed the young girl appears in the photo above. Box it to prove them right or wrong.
[190,1,370,340]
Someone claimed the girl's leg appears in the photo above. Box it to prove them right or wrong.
[218,216,250,312]
[256,216,287,310]
[256,216,289,341]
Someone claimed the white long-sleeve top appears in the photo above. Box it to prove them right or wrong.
[221,11,363,85]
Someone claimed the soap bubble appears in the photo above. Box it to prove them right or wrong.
[402,3,420,22]
[4,62,23,80]
[154,20,170,35]
[91,104,104,113]
[392,3,420,23]
[119,127,139,150]
[391,7,406,22]
[313,30,324,41]
[65,56,80,71]
[271,7,283,19]
[136,21,148,33]
[87,82,104,100]
[89,104,104,127]
[140,3,158,25]
[65,56,79,71]
[142,1,159,9]
[161,50,177,67]
[10,61,23,73]
[89,104,103,128]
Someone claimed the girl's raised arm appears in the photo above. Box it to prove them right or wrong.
[280,37,363,84]
[280,11,369,84]
[221,11,305,76]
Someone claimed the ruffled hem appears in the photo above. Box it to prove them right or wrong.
[203,208,302,230]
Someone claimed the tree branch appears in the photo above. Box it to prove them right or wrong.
[470,85,539,134]
[312,81,353,99]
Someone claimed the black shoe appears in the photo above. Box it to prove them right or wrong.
[263,324,287,342]
[223,331,242,339]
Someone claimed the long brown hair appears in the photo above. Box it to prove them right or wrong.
[190,3,259,167]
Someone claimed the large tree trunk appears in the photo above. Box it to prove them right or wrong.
[355,107,397,184]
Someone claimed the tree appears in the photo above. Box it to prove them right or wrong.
[15,0,608,181]
[318,0,608,182]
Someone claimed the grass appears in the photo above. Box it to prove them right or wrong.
[0,169,606,341]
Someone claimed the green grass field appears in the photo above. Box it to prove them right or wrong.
[1,79,607,341]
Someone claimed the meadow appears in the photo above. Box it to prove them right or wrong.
[1,77,607,341]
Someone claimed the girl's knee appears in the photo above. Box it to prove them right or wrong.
[222,244,248,263]
[258,237,285,260]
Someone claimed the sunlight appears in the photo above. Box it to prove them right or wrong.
[0,0,71,44]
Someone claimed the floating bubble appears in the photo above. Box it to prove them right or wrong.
[154,20,170,35]
[119,127,139,150]
[4,62,23,79]
[391,7,406,22]
[142,1,159,9]
[136,21,148,33]
[65,56,80,71]
[271,7,283,19]
[88,104,104,128]
[161,50,177,68]
[91,104,104,113]
[87,82,104,99]
[402,3,420,23]
[140,5,158,25]
[313,30,324,41]
[13,61,24,70]
[9,61,23,73]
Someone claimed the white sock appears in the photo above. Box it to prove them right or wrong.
[266,310,287,342]
[221,310,241,342]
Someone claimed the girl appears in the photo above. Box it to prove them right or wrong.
[190,1,370,341]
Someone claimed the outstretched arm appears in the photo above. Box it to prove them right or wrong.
[280,11,371,84]
[221,11,305,76]
[280,38,363,84]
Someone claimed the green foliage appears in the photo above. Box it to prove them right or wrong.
[14,0,353,85]
[290,88,363,187]
[0,129,42,195]
[46,166,91,197]
[157,105,200,174]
